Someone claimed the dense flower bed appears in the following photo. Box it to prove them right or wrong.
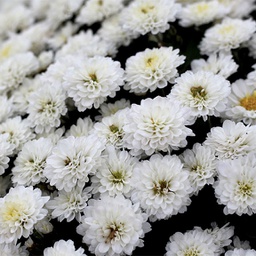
[0,0,256,255]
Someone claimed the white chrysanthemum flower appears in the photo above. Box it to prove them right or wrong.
[218,0,256,19]
[91,146,138,197]
[27,81,67,134]
[225,248,256,256]
[0,186,49,244]
[177,0,229,27]
[179,143,217,196]
[97,98,131,119]
[46,187,91,222]
[0,116,35,154]
[55,30,115,60]
[165,228,219,256]
[230,236,251,250]
[44,135,105,192]
[43,239,86,256]
[76,0,124,25]
[0,242,28,256]
[0,35,31,62]
[204,120,256,160]
[0,4,34,39]
[11,76,41,116]
[63,56,124,111]
[97,13,137,48]
[12,137,54,186]
[65,117,94,138]
[92,109,127,149]
[224,79,256,125]
[76,194,151,256]
[191,51,238,78]
[131,153,192,222]
[46,22,79,50]
[196,222,234,254]
[0,51,39,94]
[0,133,14,175]
[199,17,256,55]
[124,47,185,94]
[214,153,256,215]
[46,0,84,27]
[122,0,181,36]
[123,96,194,156]
[170,70,231,121]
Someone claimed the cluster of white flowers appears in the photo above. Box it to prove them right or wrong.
[0,0,256,254]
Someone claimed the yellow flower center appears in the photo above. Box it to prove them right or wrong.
[195,3,209,13]
[240,91,256,110]
[0,44,12,59]
[3,201,26,222]
[237,180,253,197]
[190,86,207,99]
[218,24,235,35]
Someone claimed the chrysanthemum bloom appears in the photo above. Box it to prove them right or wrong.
[0,116,35,154]
[46,187,91,222]
[44,135,105,192]
[177,0,229,27]
[91,146,138,197]
[76,194,151,256]
[65,117,94,138]
[12,138,54,186]
[63,56,124,111]
[43,239,86,256]
[204,120,256,160]
[26,80,67,134]
[230,236,251,250]
[165,228,219,256]
[170,70,231,121]
[0,51,39,94]
[121,0,181,36]
[55,30,115,60]
[34,217,53,235]
[214,153,256,215]
[224,79,256,125]
[0,186,49,244]
[124,47,185,94]
[0,133,15,175]
[199,17,256,55]
[179,143,217,196]
[225,248,256,256]
[190,51,238,79]
[76,0,124,26]
[97,13,137,48]
[0,242,28,256]
[123,96,194,156]
[92,109,128,149]
[195,222,234,254]
[131,153,192,222]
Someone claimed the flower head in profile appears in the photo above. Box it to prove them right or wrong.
[124,46,185,94]
[0,186,49,244]
[179,143,217,196]
[131,153,192,222]
[214,153,256,215]
[77,194,151,256]
[91,146,138,197]
[123,96,194,156]
[199,17,256,55]
[44,135,105,192]
[225,248,256,256]
[12,137,54,186]
[121,0,181,36]
[204,120,256,160]
[43,239,86,256]
[63,56,124,111]
[170,70,231,121]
